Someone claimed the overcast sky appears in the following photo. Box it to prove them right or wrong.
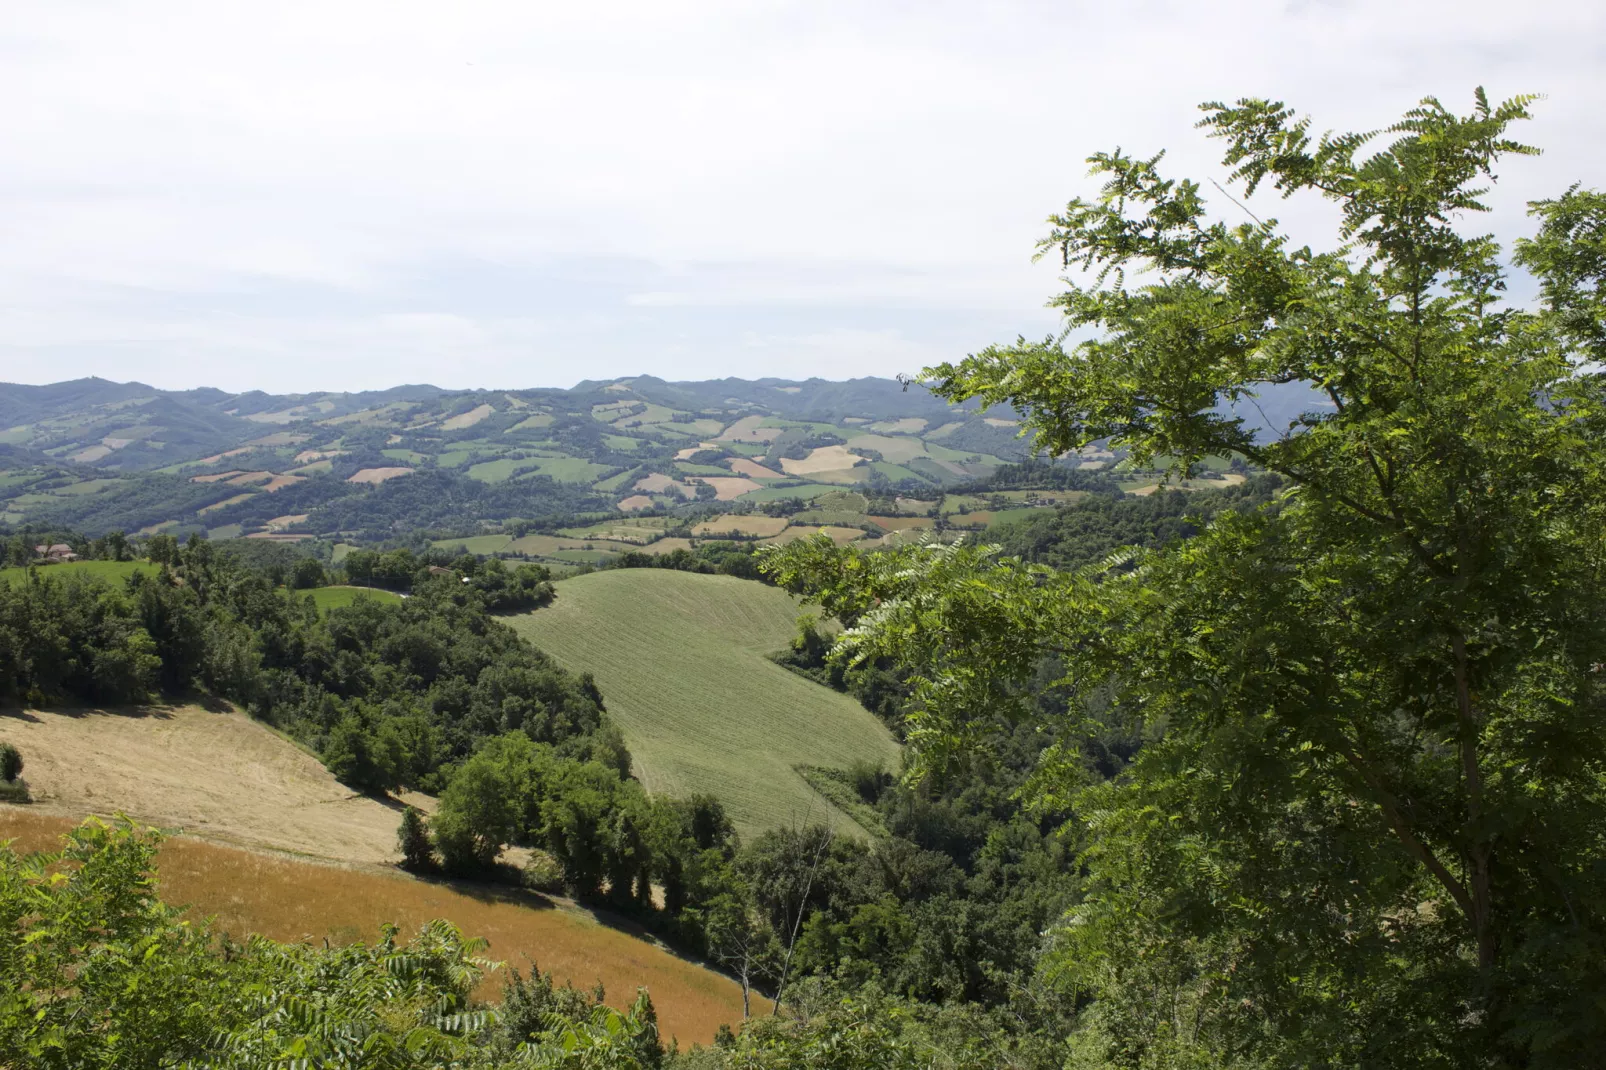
[1,1,1600,394]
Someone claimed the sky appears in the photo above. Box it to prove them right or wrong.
[0,1,1601,394]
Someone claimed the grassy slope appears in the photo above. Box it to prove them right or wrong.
[305,585,405,610]
[509,571,899,841]
[0,708,745,1043]
[0,559,155,587]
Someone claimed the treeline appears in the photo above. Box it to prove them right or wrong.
[412,715,1078,1032]
[0,534,612,794]
[987,474,1284,570]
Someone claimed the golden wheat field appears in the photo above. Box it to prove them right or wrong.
[0,810,749,1046]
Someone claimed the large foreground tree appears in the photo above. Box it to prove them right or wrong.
[763,91,1606,1068]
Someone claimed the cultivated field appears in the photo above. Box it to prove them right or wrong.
[0,559,156,587]
[0,704,415,863]
[509,571,900,841]
[686,476,762,500]
[347,467,415,484]
[760,525,868,546]
[725,458,784,481]
[690,516,790,538]
[441,402,494,430]
[0,811,748,1045]
[778,445,864,476]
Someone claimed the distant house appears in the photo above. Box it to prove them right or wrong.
[33,543,79,564]
[426,565,456,577]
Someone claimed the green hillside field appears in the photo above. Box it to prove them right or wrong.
[509,569,900,840]
[0,559,155,587]
[303,585,405,610]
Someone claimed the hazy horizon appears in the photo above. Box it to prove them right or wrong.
[3,1,1601,393]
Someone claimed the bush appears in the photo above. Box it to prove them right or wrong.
[0,742,21,783]
[0,779,30,804]
[521,850,566,894]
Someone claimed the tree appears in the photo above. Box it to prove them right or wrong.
[0,742,20,783]
[432,756,516,874]
[289,556,326,590]
[397,805,435,871]
[146,533,178,566]
[763,91,1606,1067]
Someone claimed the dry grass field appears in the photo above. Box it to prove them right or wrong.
[0,705,414,863]
[725,458,784,480]
[686,476,762,500]
[347,467,415,484]
[510,570,899,840]
[778,444,865,476]
[441,403,495,430]
[0,811,748,1046]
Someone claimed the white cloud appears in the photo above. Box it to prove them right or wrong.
[0,0,1600,390]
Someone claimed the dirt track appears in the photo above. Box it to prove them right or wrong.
[0,704,419,864]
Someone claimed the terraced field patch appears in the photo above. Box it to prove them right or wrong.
[690,516,790,538]
[760,525,868,546]
[510,570,899,840]
[867,515,936,532]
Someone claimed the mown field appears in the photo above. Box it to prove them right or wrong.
[0,704,749,1043]
[509,570,900,841]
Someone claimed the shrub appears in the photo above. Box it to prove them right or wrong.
[848,759,889,804]
[520,850,566,894]
[0,742,21,783]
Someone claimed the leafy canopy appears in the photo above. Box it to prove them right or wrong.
[763,90,1606,1067]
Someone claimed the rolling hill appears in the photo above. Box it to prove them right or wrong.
[0,704,748,1043]
[508,570,901,841]
[0,375,1036,539]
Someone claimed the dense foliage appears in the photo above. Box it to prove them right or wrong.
[0,537,612,794]
[0,818,667,1070]
[987,476,1281,570]
[763,92,1606,1066]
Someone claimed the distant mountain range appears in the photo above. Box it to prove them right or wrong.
[0,375,1325,539]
